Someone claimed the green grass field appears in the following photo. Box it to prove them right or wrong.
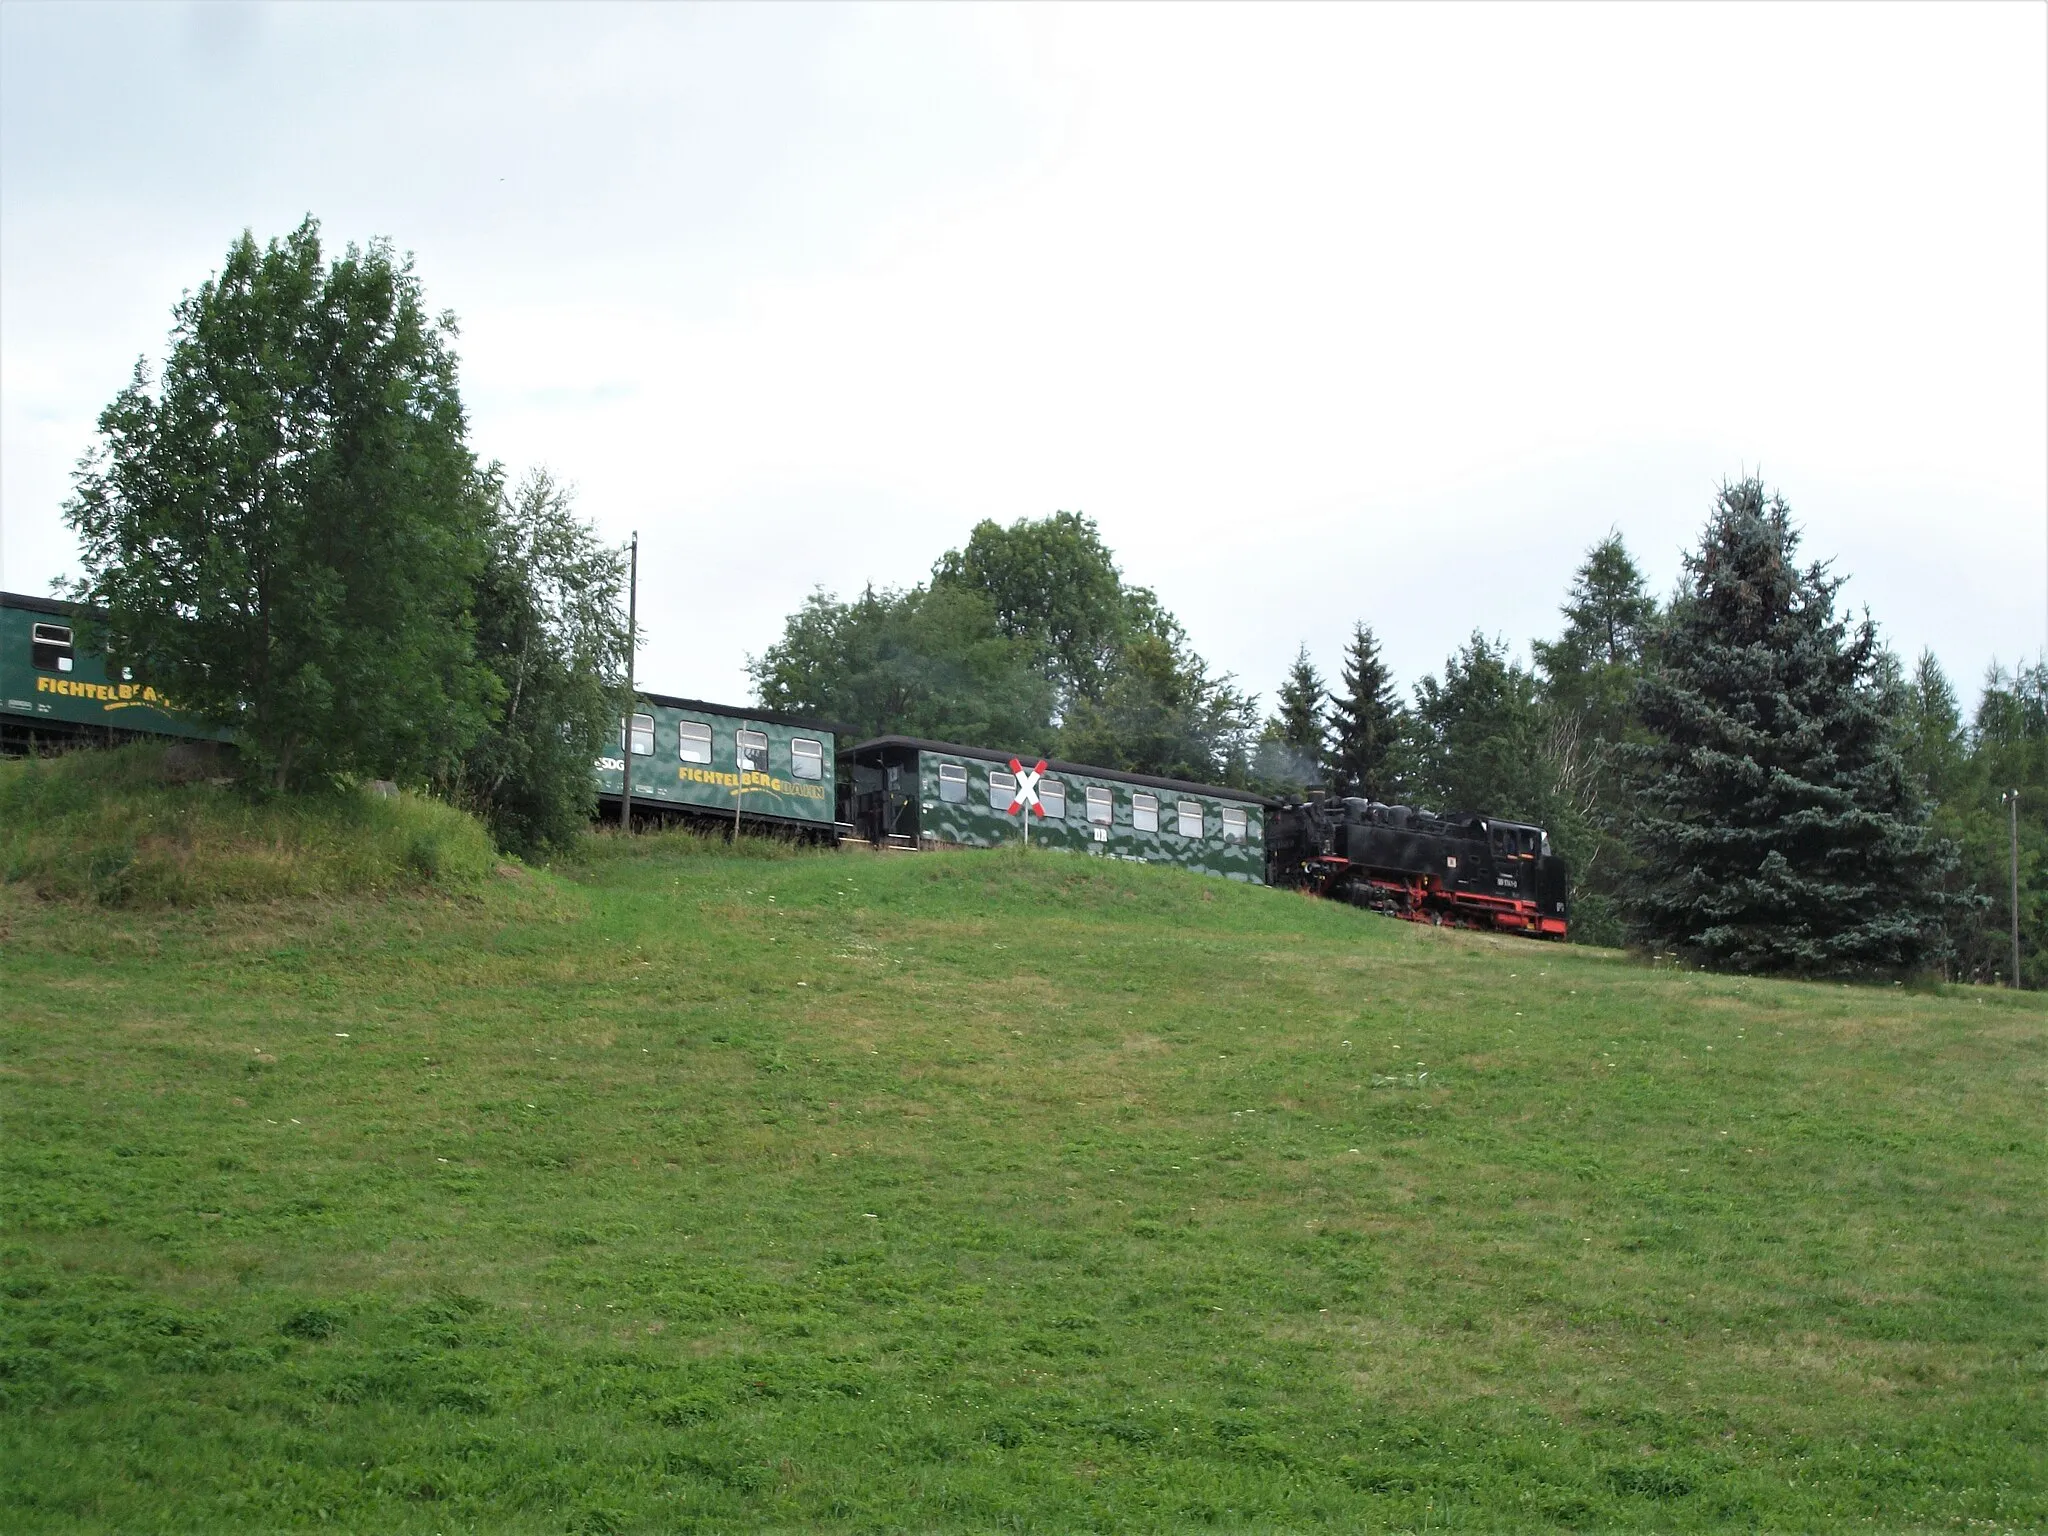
[2,808,2043,1531]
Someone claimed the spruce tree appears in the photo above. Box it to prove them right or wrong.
[1327,622,1403,800]
[1532,532,1658,945]
[1629,479,1951,975]
[1267,645,1328,778]
[1250,645,1325,792]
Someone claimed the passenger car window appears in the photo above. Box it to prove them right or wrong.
[1177,801,1204,838]
[30,622,74,673]
[791,737,823,780]
[678,720,713,764]
[988,770,1018,809]
[626,713,655,756]
[1221,806,1247,840]
[1086,786,1113,825]
[1132,792,1159,832]
[1039,779,1066,819]
[938,762,968,802]
[736,729,769,773]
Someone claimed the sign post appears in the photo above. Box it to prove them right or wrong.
[1006,758,1048,846]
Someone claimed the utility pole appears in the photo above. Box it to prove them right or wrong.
[2005,788,2021,988]
[620,532,638,832]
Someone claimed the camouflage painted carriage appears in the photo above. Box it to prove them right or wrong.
[847,736,1268,883]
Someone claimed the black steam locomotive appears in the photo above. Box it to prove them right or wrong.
[1266,796,1570,938]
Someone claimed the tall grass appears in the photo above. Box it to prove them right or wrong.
[564,820,829,869]
[0,744,498,906]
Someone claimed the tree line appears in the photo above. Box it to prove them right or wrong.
[54,220,2042,982]
[758,490,2040,984]
[1262,484,2042,982]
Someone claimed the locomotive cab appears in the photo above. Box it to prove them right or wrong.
[1491,820,1569,925]
[1486,820,1543,899]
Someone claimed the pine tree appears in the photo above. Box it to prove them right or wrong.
[1629,479,1952,976]
[1252,645,1326,792]
[1896,650,1968,804]
[1269,647,1335,761]
[1533,530,1655,728]
[1549,533,1655,666]
[1327,622,1403,800]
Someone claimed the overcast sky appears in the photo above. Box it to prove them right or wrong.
[3,1,2042,711]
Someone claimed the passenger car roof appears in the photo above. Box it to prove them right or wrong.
[1,590,80,617]
[630,692,849,738]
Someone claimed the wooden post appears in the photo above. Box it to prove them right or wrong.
[2007,788,2022,987]
[620,532,638,832]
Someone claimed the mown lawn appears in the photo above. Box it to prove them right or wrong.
[1,838,2041,1532]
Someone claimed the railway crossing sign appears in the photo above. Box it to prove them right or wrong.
[1008,758,1048,844]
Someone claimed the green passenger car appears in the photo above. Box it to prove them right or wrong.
[1,591,227,752]
[848,736,1270,883]
[595,693,841,835]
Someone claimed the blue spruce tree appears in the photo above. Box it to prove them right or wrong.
[1629,479,1952,975]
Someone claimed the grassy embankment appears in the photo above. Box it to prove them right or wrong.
[0,744,498,904]
[1,747,2042,1532]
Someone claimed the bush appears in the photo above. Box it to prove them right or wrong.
[0,744,497,906]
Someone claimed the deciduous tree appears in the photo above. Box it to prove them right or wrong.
[454,470,628,854]
[64,218,494,788]
[1409,633,1551,822]
[749,583,1052,750]
[1057,618,1259,785]
[932,512,1129,708]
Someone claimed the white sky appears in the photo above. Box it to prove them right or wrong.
[3,1,2043,712]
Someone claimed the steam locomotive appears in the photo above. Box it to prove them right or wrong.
[1266,796,1570,938]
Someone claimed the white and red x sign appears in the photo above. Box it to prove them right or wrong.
[1008,758,1049,817]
